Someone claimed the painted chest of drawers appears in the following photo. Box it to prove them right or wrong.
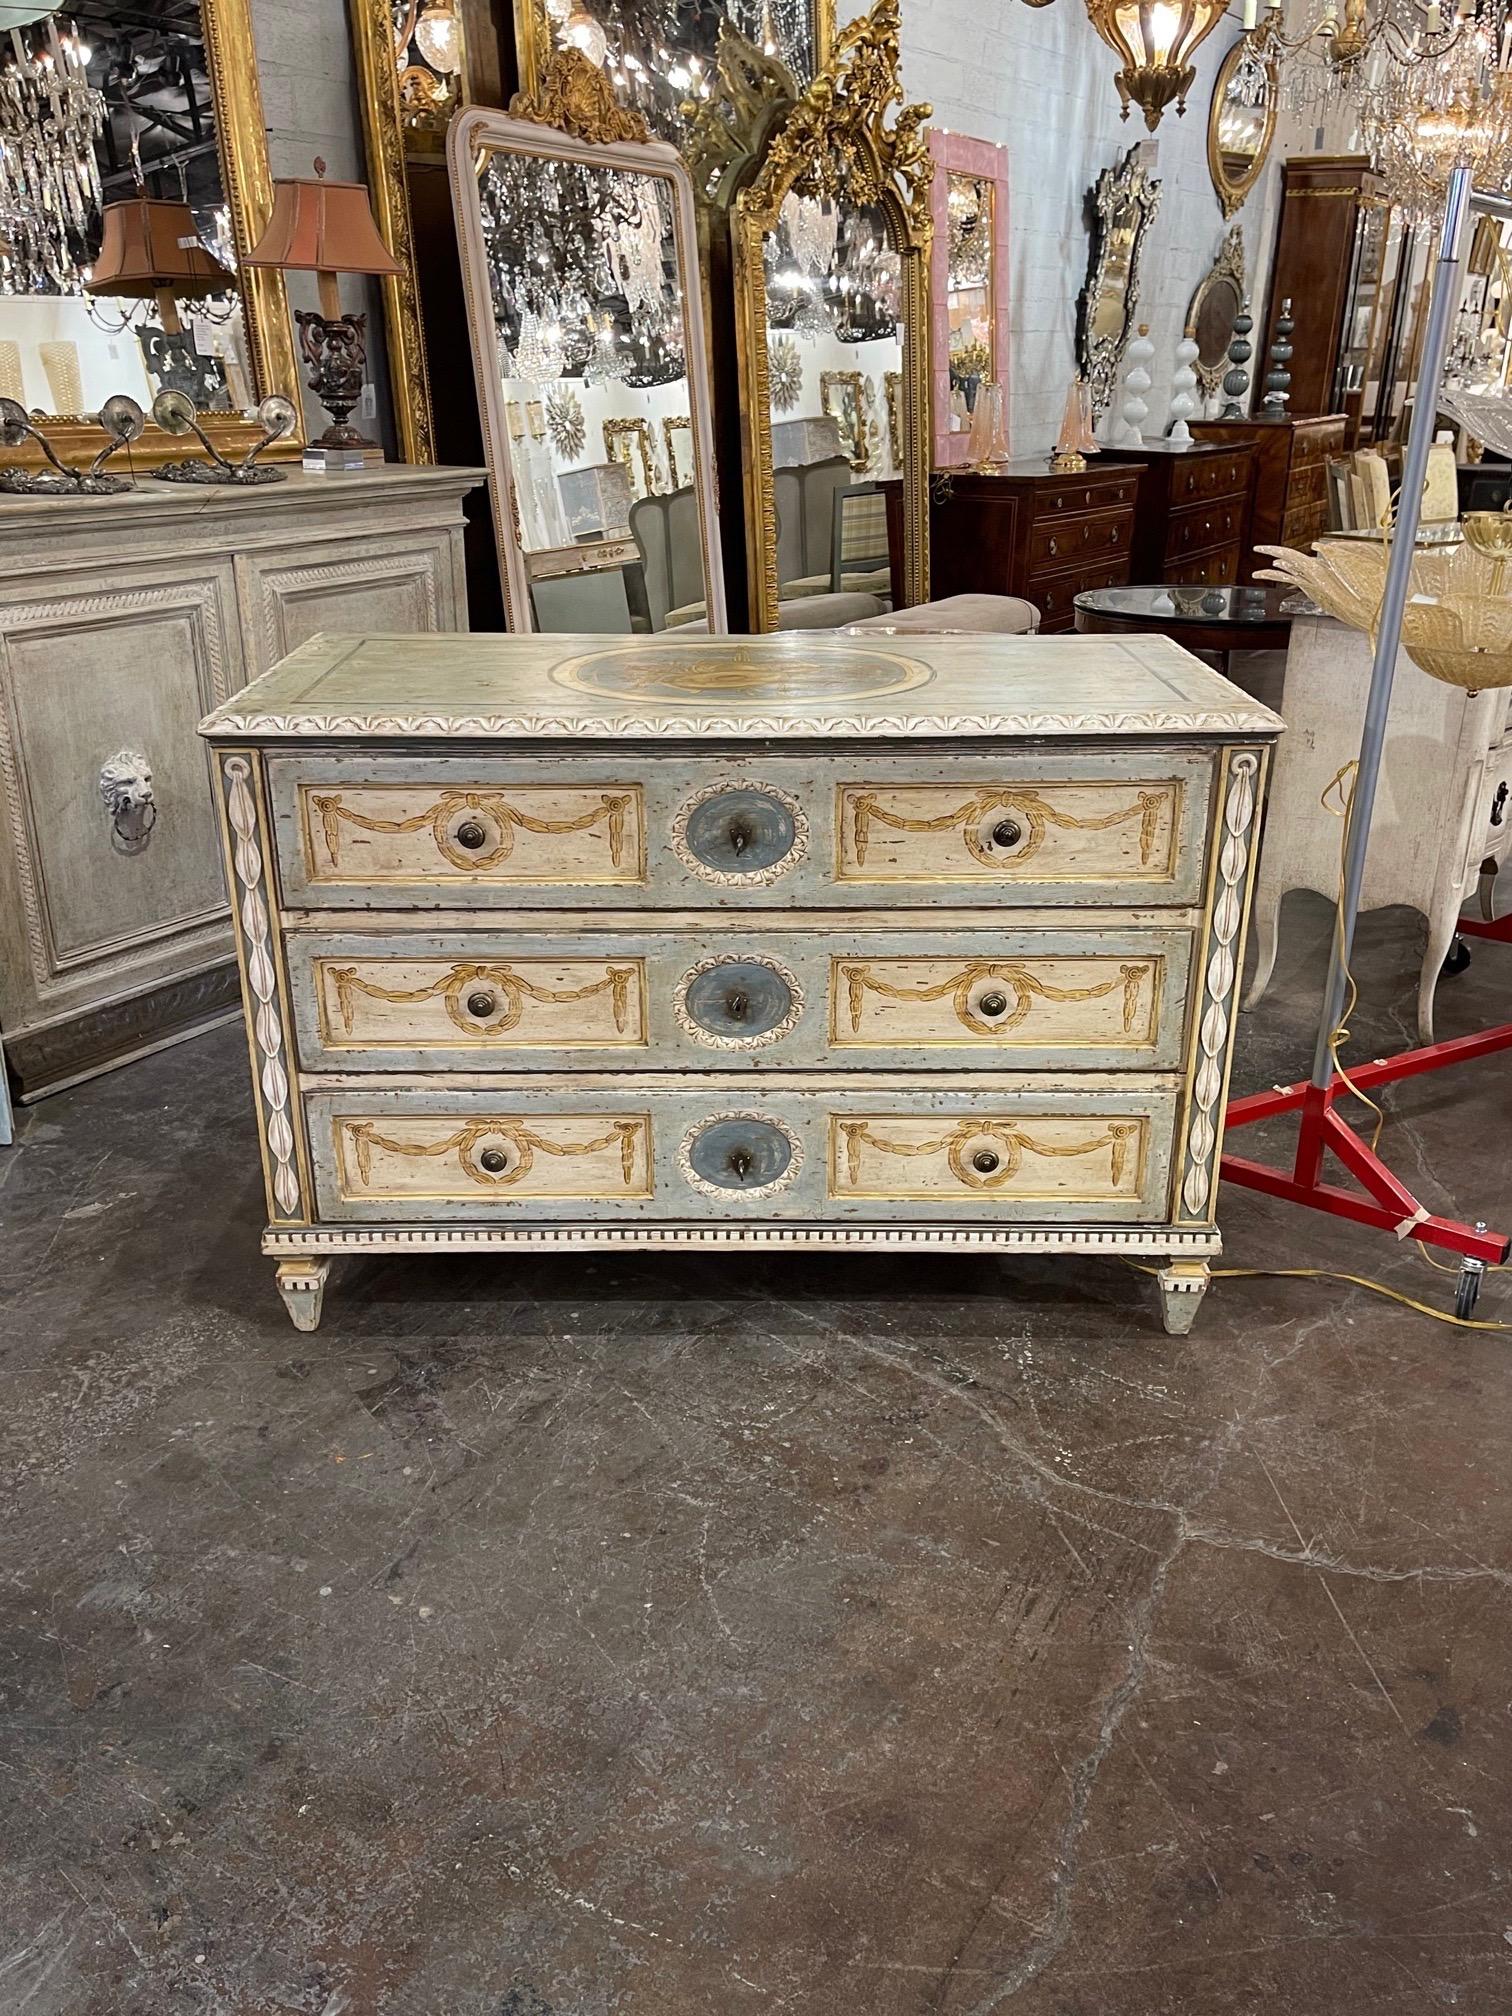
[199,631,1281,1334]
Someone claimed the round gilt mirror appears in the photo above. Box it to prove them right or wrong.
[1207,31,1277,221]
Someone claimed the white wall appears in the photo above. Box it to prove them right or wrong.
[842,0,1287,456]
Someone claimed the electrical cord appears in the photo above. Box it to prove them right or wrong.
[1125,1261,1511,1331]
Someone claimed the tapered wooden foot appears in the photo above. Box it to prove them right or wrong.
[275,1259,330,1332]
[1156,1260,1210,1335]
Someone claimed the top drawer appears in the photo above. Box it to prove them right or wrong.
[1037,473,1141,518]
[268,750,1218,911]
[1171,454,1250,505]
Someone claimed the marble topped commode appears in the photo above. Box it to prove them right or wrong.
[200,630,1281,1333]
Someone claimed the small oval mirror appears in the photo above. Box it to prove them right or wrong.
[151,389,198,436]
[99,394,145,443]
[256,394,298,442]
[0,396,30,447]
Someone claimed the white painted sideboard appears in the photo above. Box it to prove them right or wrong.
[1244,614,1512,1042]
[0,466,483,1099]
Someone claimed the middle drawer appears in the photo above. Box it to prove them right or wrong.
[287,922,1194,1073]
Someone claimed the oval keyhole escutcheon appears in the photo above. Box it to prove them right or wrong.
[682,1115,800,1198]
[679,957,800,1048]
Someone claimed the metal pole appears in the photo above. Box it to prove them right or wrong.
[1310,165,1475,1087]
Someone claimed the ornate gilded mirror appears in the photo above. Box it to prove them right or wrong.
[1079,144,1161,420]
[448,73,726,633]
[514,0,834,148]
[927,132,1008,465]
[0,0,301,469]
[1188,225,1246,401]
[1207,30,1277,221]
[732,0,931,630]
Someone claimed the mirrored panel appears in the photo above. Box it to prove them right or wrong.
[1207,30,1277,222]
[926,131,1007,465]
[448,98,725,633]
[1079,144,1161,419]
[515,0,833,148]
[0,0,297,454]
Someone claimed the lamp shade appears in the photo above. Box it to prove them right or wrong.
[86,196,231,299]
[244,169,403,277]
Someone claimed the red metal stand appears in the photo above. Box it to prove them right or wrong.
[1221,1020,1512,1266]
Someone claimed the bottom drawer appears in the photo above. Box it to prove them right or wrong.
[303,1077,1179,1225]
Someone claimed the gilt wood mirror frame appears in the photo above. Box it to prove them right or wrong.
[1078,144,1161,421]
[927,131,1009,467]
[446,79,727,634]
[0,0,303,470]
[1207,29,1279,222]
[1187,225,1246,400]
[732,0,932,631]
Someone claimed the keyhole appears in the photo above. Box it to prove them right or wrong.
[728,817,753,857]
[978,990,1008,1019]
[1492,782,1508,828]
[992,818,1022,850]
[455,819,487,850]
[726,990,749,1023]
[466,990,496,1019]
[972,1149,1000,1174]
[728,1148,752,1181]
[480,1148,509,1174]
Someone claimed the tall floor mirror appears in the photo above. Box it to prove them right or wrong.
[0,0,302,467]
[732,0,931,631]
[447,67,726,635]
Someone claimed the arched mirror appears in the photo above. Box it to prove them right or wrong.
[1207,30,1277,221]
[928,131,1009,465]
[447,68,726,634]
[0,0,301,470]
[1078,144,1161,420]
[732,0,931,630]
[1188,224,1246,402]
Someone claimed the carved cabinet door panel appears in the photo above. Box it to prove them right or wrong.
[239,532,462,675]
[0,564,246,1053]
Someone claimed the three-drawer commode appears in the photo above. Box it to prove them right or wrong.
[201,631,1280,1332]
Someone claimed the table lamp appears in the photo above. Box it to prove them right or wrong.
[86,194,233,404]
[244,159,402,471]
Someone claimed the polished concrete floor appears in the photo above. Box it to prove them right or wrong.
[4,897,1512,2015]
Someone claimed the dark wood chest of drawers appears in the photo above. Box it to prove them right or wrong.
[1099,441,1256,586]
[918,462,1144,633]
[1191,416,1348,580]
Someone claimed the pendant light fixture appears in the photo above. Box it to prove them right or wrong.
[1021,0,1226,129]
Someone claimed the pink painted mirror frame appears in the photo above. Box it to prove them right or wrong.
[928,130,1010,467]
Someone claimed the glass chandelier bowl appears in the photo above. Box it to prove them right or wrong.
[1088,0,1228,128]
[1258,534,1512,691]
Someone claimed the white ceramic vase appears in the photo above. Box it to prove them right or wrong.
[1168,327,1200,444]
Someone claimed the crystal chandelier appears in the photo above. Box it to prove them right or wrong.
[0,15,105,294]
[781,192,838,278]
[1359,11,1512,220]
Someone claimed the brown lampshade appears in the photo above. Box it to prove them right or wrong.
[244,170,402,278]
[86,195,231,299]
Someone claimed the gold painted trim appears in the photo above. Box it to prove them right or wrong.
[820,368,868,470]
[297,783,648,887]
[604,417,660,496]
[1206,32,1277,222]
[833,779,1182,882]
[829,956,1158,1045]
[348,0,436,463]
[828,1114,1149,1203]
[316,957,646,1046]
[733,0,932,629]
[336,1113,654,1200]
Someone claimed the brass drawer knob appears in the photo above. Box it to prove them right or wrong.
[978,990,1008,1018]
[991,817,1023,850]
[972,1149,1000,1174]
[466,989,497,1019]
[479,1147,509,1174]
[455,819,488,850]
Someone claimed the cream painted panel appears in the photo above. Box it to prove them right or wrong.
[836,777,1183,887]
[830,1111,1149,1206]
[295,780,644,889]
[831,950,1163,1051]
[334,1110,652,1205]
[309,951,646,1053]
